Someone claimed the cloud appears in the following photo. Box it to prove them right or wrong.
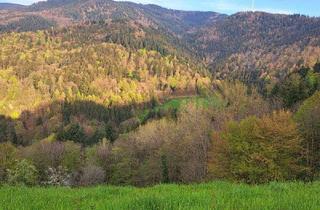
[116,0,163,5]
[0,0,40,5]
[206,0,251,12]
[256,8,293,15]
[206,0,293,14]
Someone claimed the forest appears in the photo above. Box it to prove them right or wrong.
[1,70,320,186]
[0,0,319,195]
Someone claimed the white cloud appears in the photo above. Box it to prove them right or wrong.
[206,0,293,14]
[256,8,293,15]
[206,0,251,12]
[0,0,40,5]
[116,0,162,5]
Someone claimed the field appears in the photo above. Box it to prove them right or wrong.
[138,95,224,122]
[1,181,319,210]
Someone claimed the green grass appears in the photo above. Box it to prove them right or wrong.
[1,181,319,210]
[138,95,224,122]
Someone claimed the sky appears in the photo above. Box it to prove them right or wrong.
[1,0,320,17]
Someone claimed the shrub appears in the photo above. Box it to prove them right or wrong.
[42,166,70,186]
[86,139,113,182]
[62,141,81,171]
[0,142,17,182]
[119,117,141,133]
[7,159,38,186]
[78,165,106,186]
[21,141,64,181]
[21,141,81,181]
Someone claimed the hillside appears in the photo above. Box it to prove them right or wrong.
[0,0,320,191]
[194,12,320,84]
[0,3,26,10]
[0,26,212,147]
[0,0,223,57]
[1,0,320,86]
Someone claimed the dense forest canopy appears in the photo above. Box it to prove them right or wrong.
[1,0,320,80]
[0,0,320,187]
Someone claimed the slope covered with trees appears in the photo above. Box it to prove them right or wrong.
[0,0,320,188]
[1,1,320,86]
[193,12,320,83]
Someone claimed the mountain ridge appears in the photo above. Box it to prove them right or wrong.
[1,0,320,84]
[0,3,26,10]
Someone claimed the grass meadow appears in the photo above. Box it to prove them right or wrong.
[0,181,319,210]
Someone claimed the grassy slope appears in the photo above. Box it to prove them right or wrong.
[138,95,224,122]
[1,181,319,210]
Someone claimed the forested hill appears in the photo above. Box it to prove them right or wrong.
[0,0,225,38]
[1,0,320,188]
[1,0,320,119]
[195,12,320,83]
[0,3,26,10]
[0,0,320,128]
[0,0,224,61]
[0,0,215,147]
[1,0,320,84]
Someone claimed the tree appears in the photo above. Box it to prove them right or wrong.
[7,159,38,186]
[274,74,309,108]
[314,62,320,73]
[105,102,212,186]
[21,141,81,181]
[58,123,85,145]
[62,141,81,171]
[164,104,211,183]
[272,67,320,108]
[78,165,106,186]
[295,91,320,178]
[213,80,270,121]
[209,111,306,184]
[0,142,17,182]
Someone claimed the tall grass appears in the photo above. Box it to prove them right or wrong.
[1,181,319,210]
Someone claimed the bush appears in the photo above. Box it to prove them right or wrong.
[42,166,70,186]
[119,117,141,133]
[0,143,17,182]
[61,141,81,171]
[86,139,113,182]
[78,165,106,186]
[21,141,81,181]
[7,159,38,186]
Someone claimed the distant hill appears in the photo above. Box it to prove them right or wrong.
[0,3,26,10]
[192,12,320,82]
[0,0,224,60]
[0,0,320,84]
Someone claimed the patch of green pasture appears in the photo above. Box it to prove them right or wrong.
[138,95,224,122]
[0,181,319,210]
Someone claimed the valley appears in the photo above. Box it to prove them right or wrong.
[0,0,319,209]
